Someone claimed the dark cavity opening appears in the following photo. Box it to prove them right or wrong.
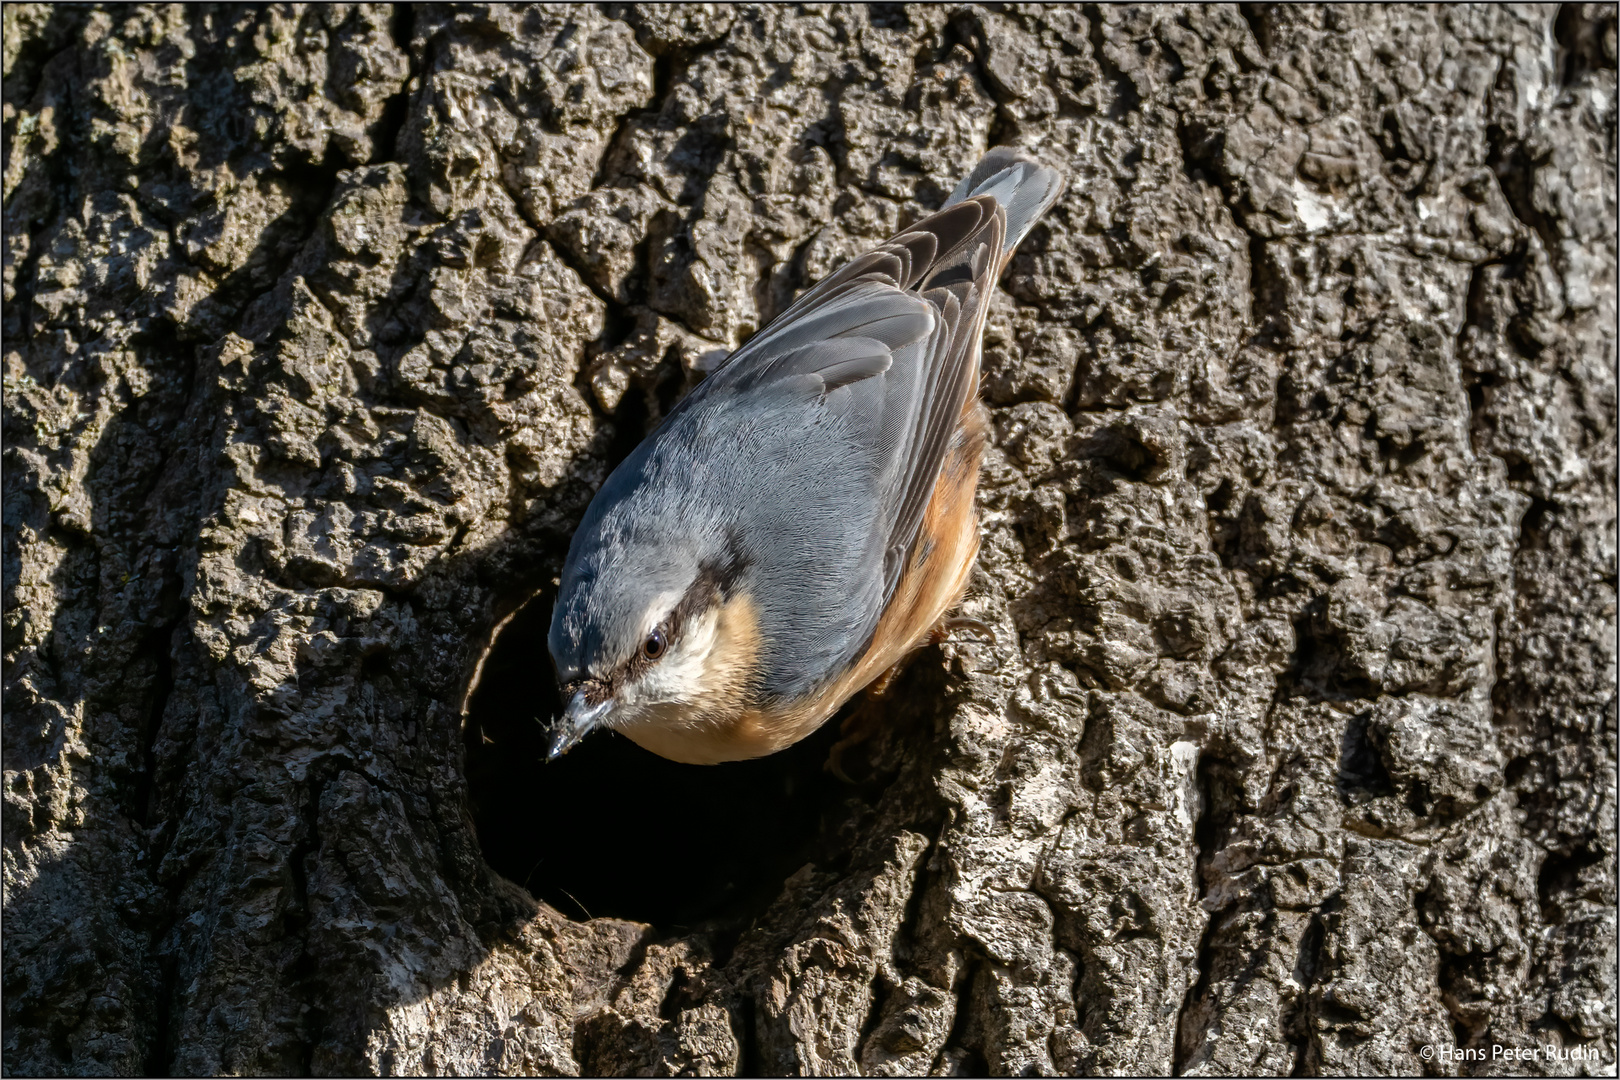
[462,593,849,930]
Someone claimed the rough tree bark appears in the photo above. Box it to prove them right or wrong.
[3,4,1615,1076]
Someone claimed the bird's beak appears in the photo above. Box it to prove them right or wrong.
[549,688,611,761]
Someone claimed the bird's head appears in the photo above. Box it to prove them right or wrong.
[547,497,755,761]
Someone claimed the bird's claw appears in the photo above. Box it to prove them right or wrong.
[930,616,996,645]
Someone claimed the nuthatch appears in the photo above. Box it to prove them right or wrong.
[547,148,1065,764]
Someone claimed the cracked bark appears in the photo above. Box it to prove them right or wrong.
[3,4,1615,1076]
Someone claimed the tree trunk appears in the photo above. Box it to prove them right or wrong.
[3,4,1615,1075]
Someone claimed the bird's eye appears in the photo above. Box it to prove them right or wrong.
[641,629,667,660]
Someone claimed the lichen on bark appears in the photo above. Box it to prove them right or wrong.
[3,4,1615,1076]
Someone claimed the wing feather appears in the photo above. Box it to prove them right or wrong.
[658,150,1061,653]
[669,197,1005,623]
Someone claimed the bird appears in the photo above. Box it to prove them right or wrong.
[546,147,1065,765]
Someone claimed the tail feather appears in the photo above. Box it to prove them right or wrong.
[943,147,1065,259]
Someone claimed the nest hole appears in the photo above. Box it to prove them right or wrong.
[462,593,850,930]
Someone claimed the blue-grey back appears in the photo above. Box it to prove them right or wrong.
[569,381,890,701]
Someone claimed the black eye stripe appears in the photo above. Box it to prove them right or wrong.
[621,558,742,682]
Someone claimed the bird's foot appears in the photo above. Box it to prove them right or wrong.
[824,662,905,782]
[929,615,996,645]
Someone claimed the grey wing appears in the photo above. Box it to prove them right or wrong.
[682,196,1006,612]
